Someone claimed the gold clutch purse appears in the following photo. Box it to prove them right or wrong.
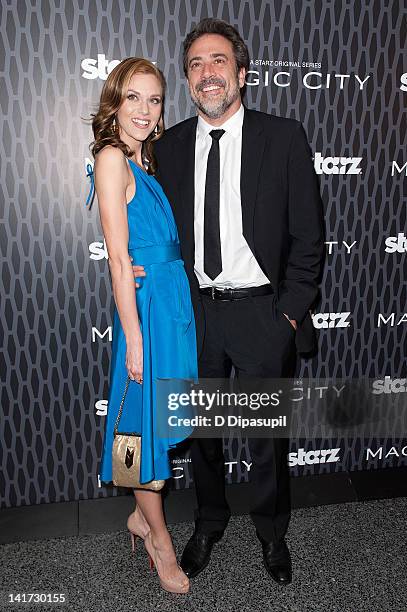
[111,376,165,491]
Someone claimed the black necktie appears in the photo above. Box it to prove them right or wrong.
[204,129,225,280]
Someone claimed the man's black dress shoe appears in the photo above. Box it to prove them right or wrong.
[180,529,224,578]
[257,532,292,585]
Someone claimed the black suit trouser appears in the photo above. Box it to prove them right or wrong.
[190,291,297,545]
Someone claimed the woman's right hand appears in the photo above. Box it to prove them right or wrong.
[126,335,143,384]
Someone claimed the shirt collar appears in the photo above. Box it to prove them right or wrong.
[197,103,244,141]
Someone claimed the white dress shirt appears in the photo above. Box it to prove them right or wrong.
[194,103,270,288]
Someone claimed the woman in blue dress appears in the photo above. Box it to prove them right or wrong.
[91,58,197,594]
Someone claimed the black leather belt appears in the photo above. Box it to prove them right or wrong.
[199,284,274,301]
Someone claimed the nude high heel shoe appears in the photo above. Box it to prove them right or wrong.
[127,509,150,553]
[144,531,190,594]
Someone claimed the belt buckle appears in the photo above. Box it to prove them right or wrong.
[220,287,231,301]
[211,286,216,300]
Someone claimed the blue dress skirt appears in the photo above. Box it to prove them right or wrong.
[99,159,197,484]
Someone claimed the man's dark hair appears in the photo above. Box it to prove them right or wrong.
[182,18,250,77]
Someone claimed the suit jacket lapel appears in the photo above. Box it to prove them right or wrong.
[241,107,266,254]
[174,117,197,270]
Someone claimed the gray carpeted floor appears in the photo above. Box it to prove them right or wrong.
[1,497,406,612]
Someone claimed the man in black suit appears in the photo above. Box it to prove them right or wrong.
[132,18,324,584]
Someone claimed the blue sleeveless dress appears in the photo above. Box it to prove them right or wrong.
[99,159,197,485]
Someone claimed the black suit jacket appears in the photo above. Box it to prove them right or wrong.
[154,106,325,356]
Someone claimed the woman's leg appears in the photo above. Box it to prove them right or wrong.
[127,490,150,539]
[133,489,189,589]
[133,489,173,546]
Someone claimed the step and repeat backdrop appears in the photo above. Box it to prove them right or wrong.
[1,0,406,509]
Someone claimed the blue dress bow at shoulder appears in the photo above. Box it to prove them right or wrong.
[85,163,95,210]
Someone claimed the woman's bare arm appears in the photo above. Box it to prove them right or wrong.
[94,146,142,379]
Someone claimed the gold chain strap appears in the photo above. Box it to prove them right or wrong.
[113,375,131,435]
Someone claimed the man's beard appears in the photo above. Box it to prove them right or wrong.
[191,76,241,120]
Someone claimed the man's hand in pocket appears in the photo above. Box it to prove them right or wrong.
[283,313,297,331]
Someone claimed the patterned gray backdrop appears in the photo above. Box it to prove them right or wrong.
[1,0,406,508]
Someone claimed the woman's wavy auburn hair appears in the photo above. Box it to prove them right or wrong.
[90,58,166,175]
